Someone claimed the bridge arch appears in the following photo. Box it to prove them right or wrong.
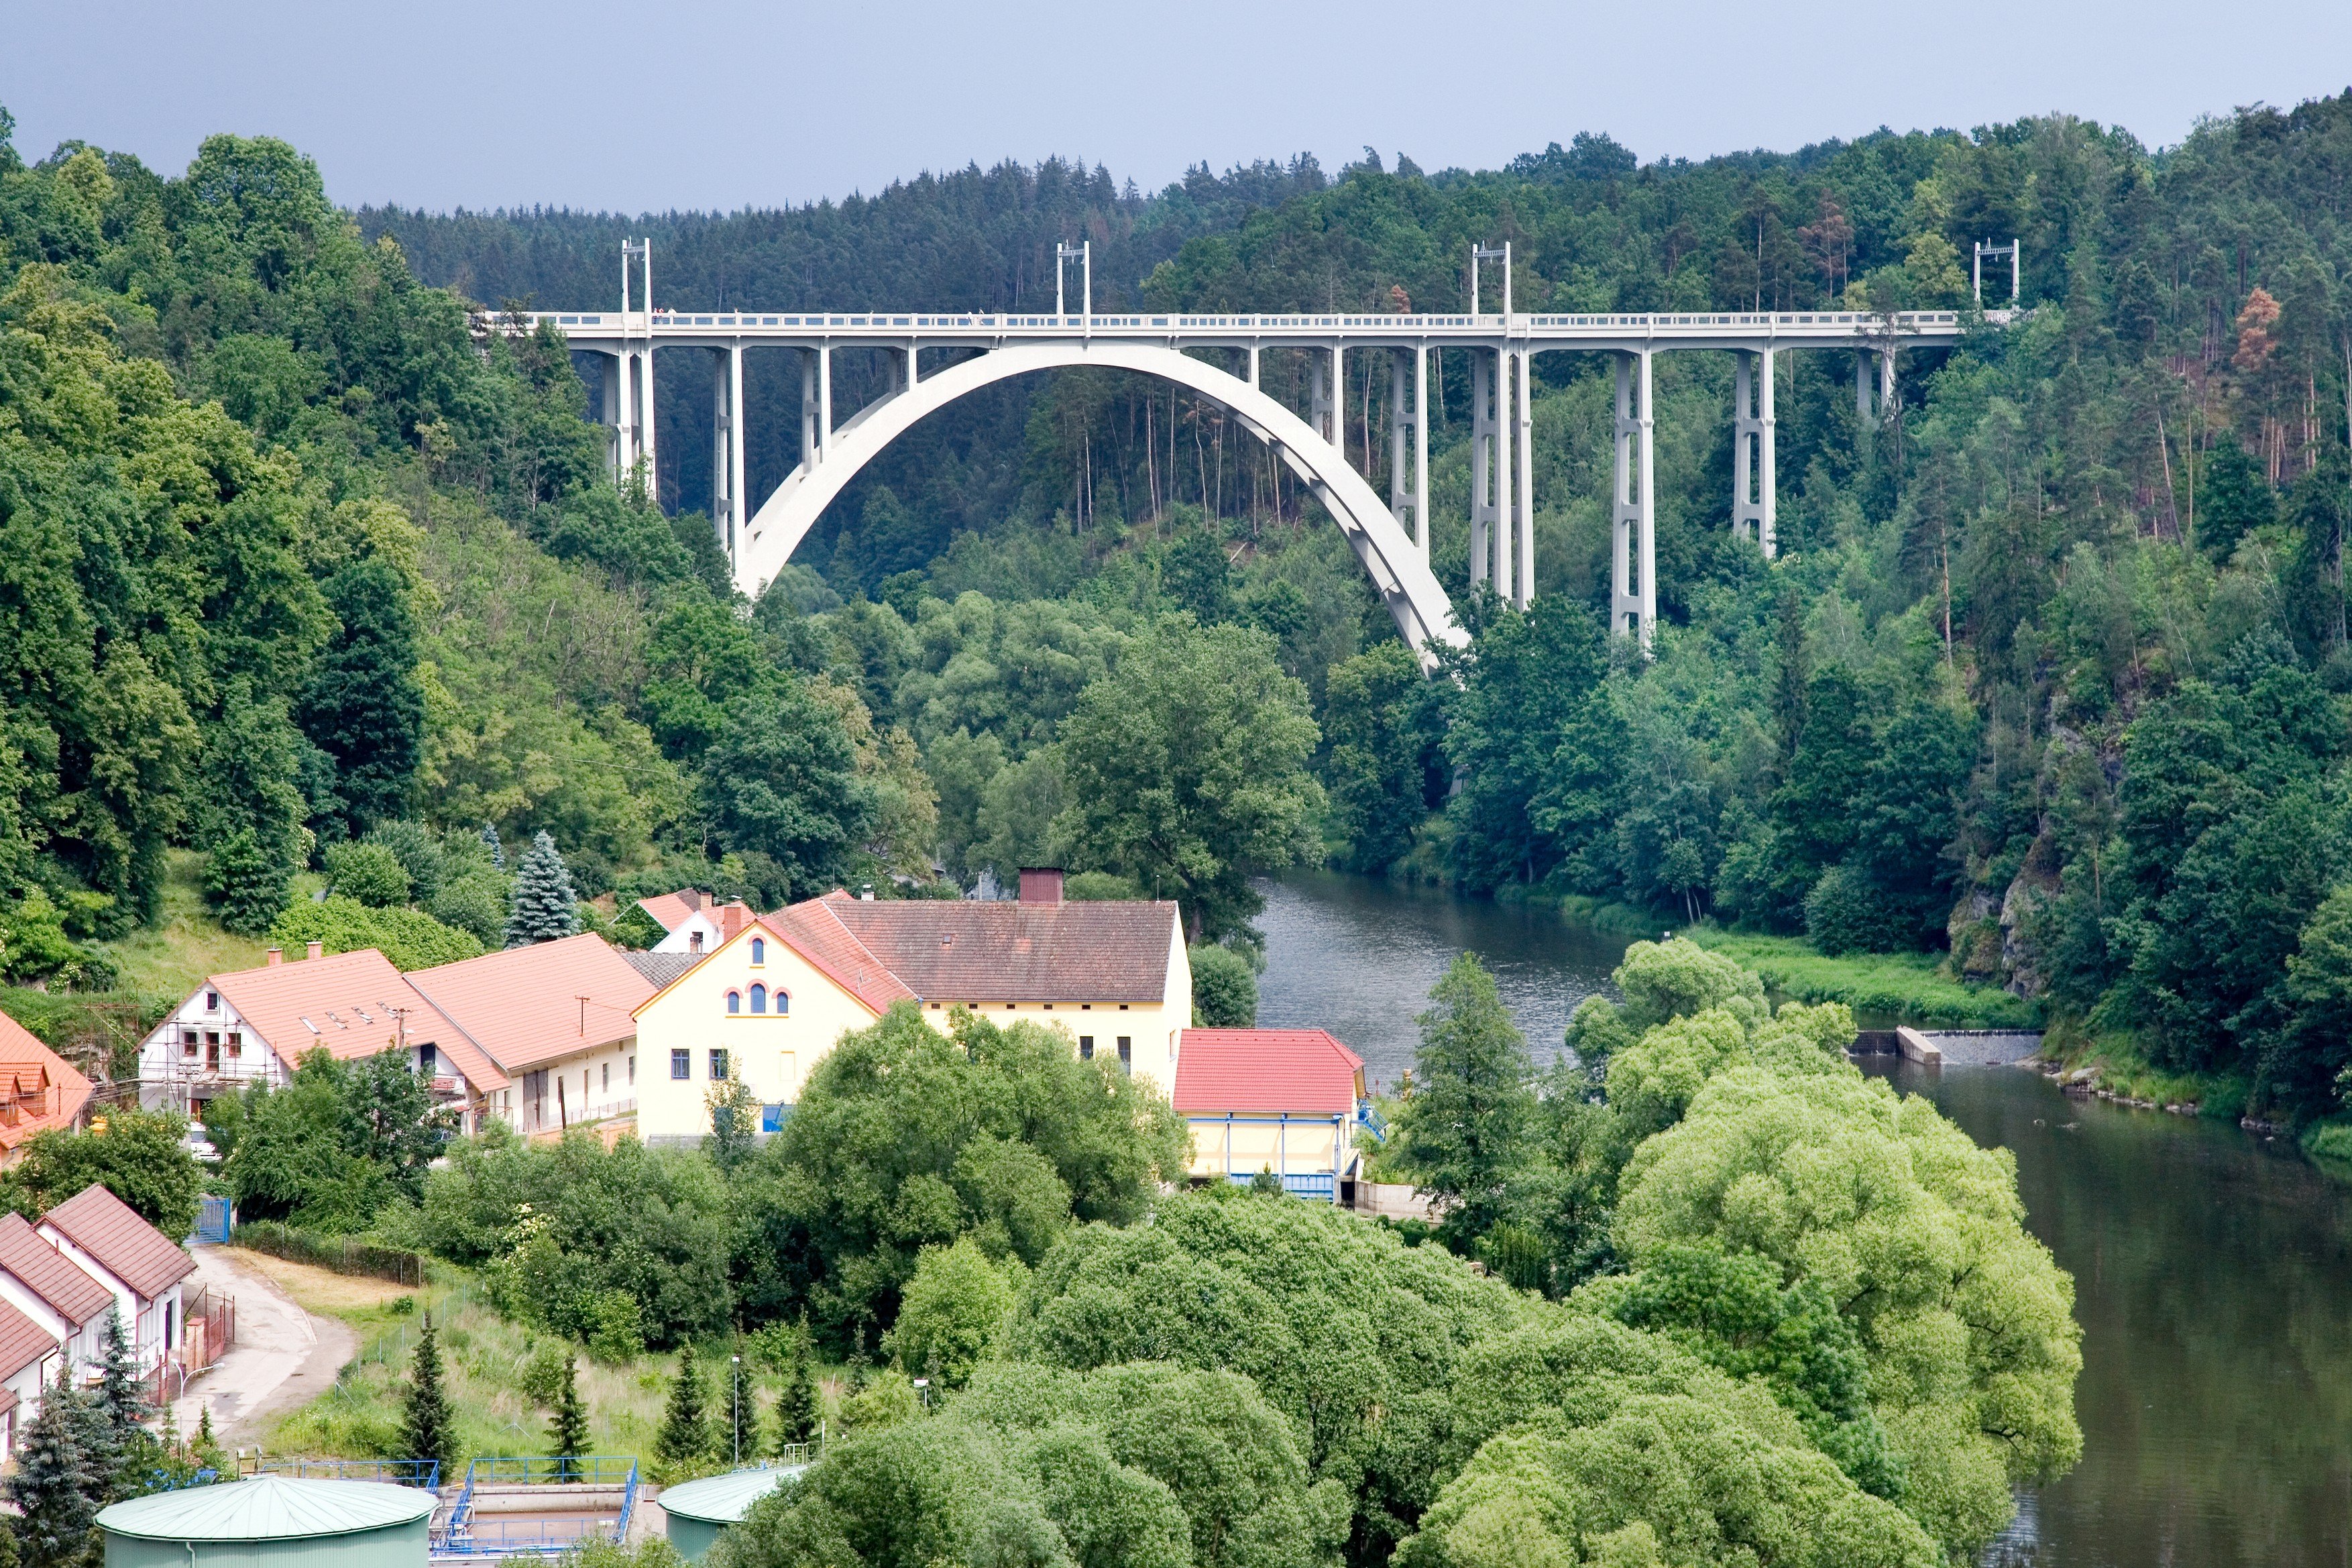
[734,341,1466,663]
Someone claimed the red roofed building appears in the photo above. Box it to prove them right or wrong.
[0,1011,92,1165]
[37,1184,196,1376]
[632,873,1190,1146]
[408,933,657,1135]
[634,889,754,957]
[0,1211,113,1380]
[1174,1028,1367,1202]
[135,945,505,1131]
[0,1292,67,1464]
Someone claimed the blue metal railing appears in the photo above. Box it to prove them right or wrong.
[436,1456,640,1559]
[188,1195,232,1245]
[461,1456,637,1487]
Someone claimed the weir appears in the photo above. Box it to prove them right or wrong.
[483,242,2006,661]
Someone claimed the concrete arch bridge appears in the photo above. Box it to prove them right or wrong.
[486,245,1997,664]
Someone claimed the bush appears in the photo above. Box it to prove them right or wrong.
[324,841,412,908]
[429,873,510,946]
[236,1221,425,1285]
[881,1237,1019,1388]
[270,897,486,970]
[1188,943,1258,1027]
[203,829,292,935]
[1804,865,1901,956]
[7,1108,204,1237]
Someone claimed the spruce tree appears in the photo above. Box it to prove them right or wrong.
[504,830,581,948]
[771,1318,820,1452]
[480,822,505,871]
[654,1343,710,1467]
[401,1309,455,1470]
[6,1370,97,1568]
[87,1307,144,1495]
[547,1353,590,1475]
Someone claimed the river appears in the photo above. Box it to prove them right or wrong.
[1253,870,2352,1568]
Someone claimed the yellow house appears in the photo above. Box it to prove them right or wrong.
[634,871,1192,1145]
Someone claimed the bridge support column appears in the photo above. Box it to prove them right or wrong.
[903,343,919,391]
[1490,347,1512,603]
[1247,345,1261,389]
[1469,350,1494,590]
[1311,353,1331,446]
[633,347,658,494]
[600,353,626,482]
[1856,349,1870,421]
[711,351,732,553]
[818,345,833,461]
[1413,345,1429,558]
[1512,347,1533,608]
[1734,349,1777,557]
[1613,351,1655,649]
[1878,346,1897,423]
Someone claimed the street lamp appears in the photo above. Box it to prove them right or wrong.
[731,1355,742,1465]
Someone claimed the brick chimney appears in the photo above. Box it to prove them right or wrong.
[266,947,283,967]
[305,940,323,961]
[1019,868,1065,905]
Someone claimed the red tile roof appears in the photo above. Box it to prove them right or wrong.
[407,934,655,1075]
[1174,1029,1366,1116]
[0,1295,56,1382]
[40,1184,195,1301]
[761,907,918,1017]
[0,1212,112,1327]
[206,949,507,1093]
[0,1012,91,1153]
[798,893,1180,1004]
[636,891,699,933]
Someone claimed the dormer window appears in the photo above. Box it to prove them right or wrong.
[749,938,765,965]
[726,991,741,1015]
[749,984,767,1014]
[205,992,219,1013]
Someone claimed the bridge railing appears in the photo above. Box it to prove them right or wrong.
[504,309,1974,335]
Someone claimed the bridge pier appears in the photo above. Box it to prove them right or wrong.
[710,347,745,555]
[1388,348,1429,557]
[1512,347,1533,609]
[1733,348,1777,557]
[1613,351,1656,649]
[1469,350,1495,592]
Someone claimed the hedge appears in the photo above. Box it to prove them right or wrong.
[237,1221,423,1286]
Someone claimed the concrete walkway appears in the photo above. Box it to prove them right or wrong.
[169,1245,356,1445]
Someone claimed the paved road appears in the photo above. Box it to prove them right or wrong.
[170,1246,355,1445]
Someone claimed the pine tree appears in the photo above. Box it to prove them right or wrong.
[547,1353,590,1475]
[86,1306,144,1496]
[771,1318,820,1452]
[654,1342,710,1467]
[6,1370,97,1568]
[402,1309,455,1469]
[481,822,505,871]
[504,830,580,948]
[726,1355,751,1465]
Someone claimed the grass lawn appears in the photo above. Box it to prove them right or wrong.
[256,1253,845,1473]
[98,849,290,998]
[1687,929,2040,1028]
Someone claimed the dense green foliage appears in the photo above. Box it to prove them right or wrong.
[217,1048,453,1231]
[0,1106,203,1237]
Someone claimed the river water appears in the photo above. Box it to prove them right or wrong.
[1254,871,2352,1568]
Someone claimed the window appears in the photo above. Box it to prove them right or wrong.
[628,1055,635,1085]
[226,1031,242,1054]
[1078,1036,1094,1060]
[750,937,765,964]
[602,1063,610,1091]
[180,1029,197,1058]
[689,930,705,954]
[205,992,218,1013]
[710,1048,730,1080]
[416,1044,436,1077]
[750,983,767,1014]
[1117,1037,1132,1073]
[775,990,789,1016]
[727,991,741,1015]
[671,1049,690,1080]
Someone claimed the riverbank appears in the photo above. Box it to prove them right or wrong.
[1685,929,2039,1027]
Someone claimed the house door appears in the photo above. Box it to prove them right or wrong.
[524,1070,549,1129]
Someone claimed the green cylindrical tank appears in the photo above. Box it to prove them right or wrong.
[99,1475,433,1568]
[659,1467,800,1561]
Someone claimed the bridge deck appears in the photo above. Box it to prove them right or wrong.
[496,307,1992,351]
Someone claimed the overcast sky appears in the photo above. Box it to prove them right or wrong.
[7,0,2349,215]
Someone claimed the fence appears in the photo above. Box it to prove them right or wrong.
[188,1194,233,1245]
[248,1457,441,1488]
[236,1222,423,1286]
[182,1283,236,1376]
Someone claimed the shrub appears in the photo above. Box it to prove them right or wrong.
[1188,943,1258,1027]
[270,897,486,970]
[881,1237,1019,1388]
[1805,864,1901,956]
[325,841,412,907]
[203,829,292,935]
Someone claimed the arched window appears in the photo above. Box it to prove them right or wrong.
[750,983,767,1014]
[749,937,765,964]
[774,990,790,1016]
[726,991,740,1015]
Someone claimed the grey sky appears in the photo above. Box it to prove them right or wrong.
[6,0,2347,215]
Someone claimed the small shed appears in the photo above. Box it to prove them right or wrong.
[660,1467,798,1561]
[98,1475,433,1568]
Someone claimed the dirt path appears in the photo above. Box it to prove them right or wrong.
[170,1245,358,1446]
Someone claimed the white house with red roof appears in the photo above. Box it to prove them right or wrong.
[1173,1027,1368,1202]
[0,1011,93,1167]
[0,1292,66,1464]
[0,1210,114,1381]
[407,933,657,1135]
[36,1184,196,1376]
[634,889,754,956]
[135,943,507,1131]
[632,871,1191,1145]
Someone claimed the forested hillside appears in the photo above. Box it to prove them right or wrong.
[8,96,2352,1123]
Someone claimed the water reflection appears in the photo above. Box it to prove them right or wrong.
[1253,871,1634,1088]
